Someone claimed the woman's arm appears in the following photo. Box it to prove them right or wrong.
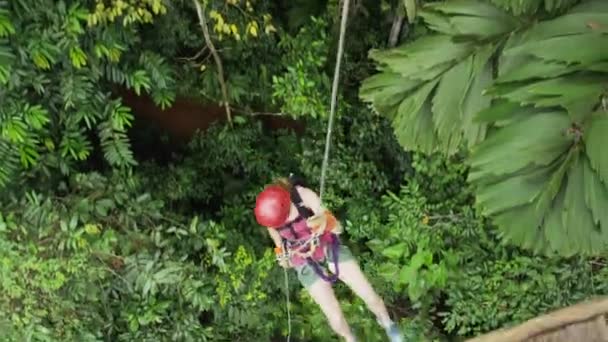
[267,227,283,248]
[297,185,342,234]
[295,186,323,214]
[267,227,291,268]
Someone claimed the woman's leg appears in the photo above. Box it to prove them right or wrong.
[329,259,393,327]
[306,278,357,342]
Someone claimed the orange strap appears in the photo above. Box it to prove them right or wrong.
[324,210,338,232]
[308,210,340,234]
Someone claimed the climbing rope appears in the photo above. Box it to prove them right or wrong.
[283,262,292,342]
[319,0,351,202]
[283,0,351,341]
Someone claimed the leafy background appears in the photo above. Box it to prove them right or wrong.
[1,0,607,341]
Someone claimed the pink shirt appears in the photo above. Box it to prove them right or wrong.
[279,217,333,266]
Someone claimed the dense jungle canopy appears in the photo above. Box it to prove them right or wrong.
[1,0,608,341]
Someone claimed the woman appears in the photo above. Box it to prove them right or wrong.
[254,176,403,342]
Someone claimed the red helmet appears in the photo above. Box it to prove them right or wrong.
[254,185,291,228]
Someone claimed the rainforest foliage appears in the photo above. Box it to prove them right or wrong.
[1,0,607,341]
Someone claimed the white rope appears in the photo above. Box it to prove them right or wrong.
[283,265,292,342]
[319,0,351,201]
[283,1,351,341]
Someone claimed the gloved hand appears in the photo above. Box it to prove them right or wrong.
[306,209,342,234]
[274,246,292,268]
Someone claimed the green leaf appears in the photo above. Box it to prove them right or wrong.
[410,249,433,268]
[127,70,152,95]
[378,262,401,280]
[488,0,543,15]
[359,73,420,119]
[469,112,572,180]
[583,155,608,229]
[432,57,473,154]
[473,100,541,126]
[475,164,553,216]
[0,4,15,38]
[493,76,605,122]
[421,0,518,38]
[382,242,409,260]
[562,155,605,254]
[392,80,440,153]
[497,57,577,83]
[461,47,494,148]
[542,185,570,255]
[363,35,496,156]
[371,35,475,78]
[470,110,608,255]
[428,0,511,18]
[523,13,608,41]
[544,0,580,12]
[584,113,608,183]
[399,263,418,285]
[571,0,608,14]
[506,33,608,65]
[404,0,417,23]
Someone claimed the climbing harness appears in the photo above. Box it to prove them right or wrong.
[282,0,351,340]
[278,184,342,282]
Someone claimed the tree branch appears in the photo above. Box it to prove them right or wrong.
[467,297,608,342]
[193,0,232,126]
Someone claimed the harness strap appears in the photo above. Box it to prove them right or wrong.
[282,175,341,283]
[289,185,314,219]
[306,233,340,283]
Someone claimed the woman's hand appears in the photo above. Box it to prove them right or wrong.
[278,257,291,268]
[307,210,342,234]
[275,246,292,268]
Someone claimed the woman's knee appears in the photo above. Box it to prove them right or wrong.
[306,281,352,336]
[327,315,351,336]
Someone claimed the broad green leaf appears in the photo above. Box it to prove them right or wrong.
[588,62,608,72]
[407,61,456,81]
[432,57,472,154]
[494,76,605,122]
[517,10,608,45]
[427,0,512,18]
[542,186,571,255]
[473,101,542,126]
[404,0,417,23]
[475,164,553,216]
[372,35,475,78]
[562,155,605,254]
[583,156,608,229]
[461,46,494,148]
[493,203,546,252]
[469,112,572,180]
[570,0,608,14]
[488,0,543,15]
[421,0,518,38]
[544,0,580,12]
[378,263,401,281]
[584,114,608,183]
[497,57,577,83]
[410,249,433,269]
[399,263,418,285]
[392,80,440,153]
[359,73,420,119]
[533,146,576,216]
[448,16,516,38]
[506,33,608,65]
[381,242,409,260]
[419,11,453,34]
